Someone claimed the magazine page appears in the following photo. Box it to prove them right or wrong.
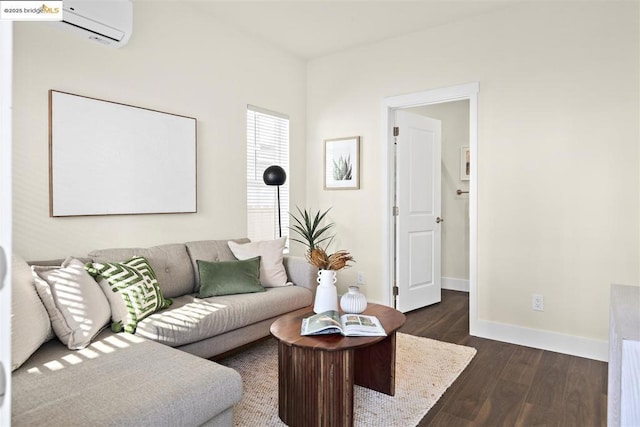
[340,314,387,337]
[301,310,343,335]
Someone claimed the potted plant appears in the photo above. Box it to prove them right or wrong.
[290,207,354,313]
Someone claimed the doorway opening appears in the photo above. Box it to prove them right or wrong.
[382,82,479,334]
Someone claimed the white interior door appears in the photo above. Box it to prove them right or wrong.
[0,21,12,425]
[395,110,442,312]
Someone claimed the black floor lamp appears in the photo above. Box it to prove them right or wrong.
[263,165,287,237]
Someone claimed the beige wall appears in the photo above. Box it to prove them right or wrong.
[10,1,639,353]
[408,101,470,282]
[13,2,307,260]
[306,2,639,344]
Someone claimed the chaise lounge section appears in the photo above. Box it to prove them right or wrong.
[11,238,317,426]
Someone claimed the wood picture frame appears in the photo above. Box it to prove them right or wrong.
[324,136,360,190]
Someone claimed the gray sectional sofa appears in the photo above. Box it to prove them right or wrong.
[11,238,317,426]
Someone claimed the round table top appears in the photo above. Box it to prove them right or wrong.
[270,303,406,351]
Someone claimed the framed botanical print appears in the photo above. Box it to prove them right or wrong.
[324,136,360,190]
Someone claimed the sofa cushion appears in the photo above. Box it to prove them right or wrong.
[197,257,265,297]
[32,257,111,350]
[12,331,242,426]
[86,257,172,333]
[228,237,290,287]
[283,256,318,295]
[88,243,193,298]
[135,286,313,347]
[11,253,52,371]
[185,238,250,292]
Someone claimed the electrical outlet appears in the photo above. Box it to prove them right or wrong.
[356,271,365,285]
[532,294,544,311]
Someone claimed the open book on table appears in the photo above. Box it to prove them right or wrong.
[300,310,387,337]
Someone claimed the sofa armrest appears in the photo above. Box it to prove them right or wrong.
[283,255,318,296]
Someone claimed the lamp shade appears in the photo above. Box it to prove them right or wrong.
[263,165,287,186]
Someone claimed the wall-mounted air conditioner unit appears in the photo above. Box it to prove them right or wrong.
[52,0,133,48]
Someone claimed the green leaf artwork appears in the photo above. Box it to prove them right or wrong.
[332,155,353,181]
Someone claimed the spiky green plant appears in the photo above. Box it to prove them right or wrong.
[289,207,334,251]
[333,155,353,181]
[290,207,355,270]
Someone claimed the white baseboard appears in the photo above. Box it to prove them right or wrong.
[441,277,469,292]
[472,319,609,362]
[379,277,607,361]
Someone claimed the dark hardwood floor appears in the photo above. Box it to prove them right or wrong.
[400,290,608,426]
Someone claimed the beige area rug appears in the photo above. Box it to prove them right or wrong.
[219,333,477,426]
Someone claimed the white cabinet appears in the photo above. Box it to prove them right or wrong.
[608,284,640,427]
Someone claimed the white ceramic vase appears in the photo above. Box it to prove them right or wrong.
[313,269,339,313]
[340,286,367,314]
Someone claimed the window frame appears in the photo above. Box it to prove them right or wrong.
[246,105,290,243]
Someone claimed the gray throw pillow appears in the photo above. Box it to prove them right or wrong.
[197,257,265,298]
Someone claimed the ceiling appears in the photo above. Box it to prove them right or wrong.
[184,1,516,60]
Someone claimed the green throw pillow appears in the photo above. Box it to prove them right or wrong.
[86,256,172,333]
[197,257,265,298]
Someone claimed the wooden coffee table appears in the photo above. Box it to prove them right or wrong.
[270,303,406,427]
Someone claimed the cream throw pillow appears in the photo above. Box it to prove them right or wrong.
[32,257,111,350]
[12,253,52,371]
[228,238,290,287]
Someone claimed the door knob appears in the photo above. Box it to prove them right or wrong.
[436,217,444,223]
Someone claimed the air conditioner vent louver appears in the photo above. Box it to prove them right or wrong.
[51,0,132,48]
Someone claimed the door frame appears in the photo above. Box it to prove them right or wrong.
[381,82,479,334]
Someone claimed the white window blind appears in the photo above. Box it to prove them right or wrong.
[246,105,289,242]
